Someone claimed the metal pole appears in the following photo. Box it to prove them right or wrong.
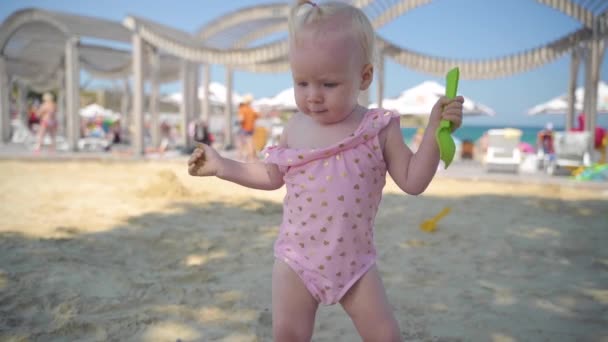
[376,53,385,108]
[0,57,9,143]
[566,49,580,131]
[65,37,80,151]
[200,64,211,123]
[132,33,145,156]
[149,47,160,149]
[224,67,234,149]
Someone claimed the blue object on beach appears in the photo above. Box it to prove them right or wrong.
[574,164,608,181]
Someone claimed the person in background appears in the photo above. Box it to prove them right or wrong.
[189,118,213,148]
[237,94,260,161]
[27,101,40,132]
[34,92,57,152]
[536,122,555,169]
[158,120,172,153]
[537,122,554,155]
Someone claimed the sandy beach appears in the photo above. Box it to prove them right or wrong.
[0,159,607,341]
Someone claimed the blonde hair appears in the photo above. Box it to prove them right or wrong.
[288,0,376,65]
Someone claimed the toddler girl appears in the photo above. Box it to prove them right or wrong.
[189,1,464,340]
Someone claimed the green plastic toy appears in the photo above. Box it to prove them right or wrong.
[436,67,459,168]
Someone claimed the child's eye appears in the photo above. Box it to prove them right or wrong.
[324,83,338,88]
[297,82,308,87]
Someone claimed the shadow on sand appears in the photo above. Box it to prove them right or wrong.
[0,192,607,341]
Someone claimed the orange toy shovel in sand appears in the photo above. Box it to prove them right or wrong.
[420,207,451,233]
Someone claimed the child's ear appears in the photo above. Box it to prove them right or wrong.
[360,63,374,90]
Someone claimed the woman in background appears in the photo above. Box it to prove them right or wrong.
[34,92,57,152]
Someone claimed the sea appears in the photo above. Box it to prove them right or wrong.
[401,125,549,146]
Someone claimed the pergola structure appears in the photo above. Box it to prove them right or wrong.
[0,8,182,153]
[1,0,607,155]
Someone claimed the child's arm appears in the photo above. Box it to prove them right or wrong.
[188,142,285,191]
[219,158,284,190]
[383,96,464,195]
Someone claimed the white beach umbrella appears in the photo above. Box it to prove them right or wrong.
[80,103,118,119]
[162,92,183,104]
[271,87,298,111]
[371,81,495,116]
[527,81,608,115]
[527,97,575,115]
[252,87,298,111]
[252,97,277,110]
[205,82,243,105]
[574,81,608,112]
[162,82,243,106]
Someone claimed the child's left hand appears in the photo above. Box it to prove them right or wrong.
[430,96,464,131]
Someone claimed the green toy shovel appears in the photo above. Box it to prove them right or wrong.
[436,67,459,169]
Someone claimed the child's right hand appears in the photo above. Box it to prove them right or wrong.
[188,143,222,177]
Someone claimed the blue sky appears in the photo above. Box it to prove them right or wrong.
[1,0,607,128]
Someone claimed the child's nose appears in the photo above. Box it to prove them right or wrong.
[307,87,323,103]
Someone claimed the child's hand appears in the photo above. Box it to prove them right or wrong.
[430,96,464,131]
[188,143,222,177]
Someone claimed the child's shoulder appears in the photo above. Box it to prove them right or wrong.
[289,111,308,123]
[366,107,401,150]
[282,111,305,132]
[280,112,303,143]
[363,107,400,126]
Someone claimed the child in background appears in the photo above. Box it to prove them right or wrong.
[189,1,464,340]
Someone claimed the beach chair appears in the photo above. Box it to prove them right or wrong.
[484,128,522,173]
[77,137,111,151]
[545,131,592,175]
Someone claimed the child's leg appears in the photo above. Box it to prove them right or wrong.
[272,259,318,342]
[340,265,402,342]
[49,126,57,151]
[35,124,46,151]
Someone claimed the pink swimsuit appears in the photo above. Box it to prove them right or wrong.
[262,109,398,305]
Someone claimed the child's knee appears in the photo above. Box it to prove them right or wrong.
[363,318,401,342]
[273,319,313,342]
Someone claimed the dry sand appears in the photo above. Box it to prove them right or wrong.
[0,160,607,341]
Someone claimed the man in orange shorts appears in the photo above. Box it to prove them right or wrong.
[237,94,259,161]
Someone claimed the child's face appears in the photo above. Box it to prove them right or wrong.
[290,26,371,125]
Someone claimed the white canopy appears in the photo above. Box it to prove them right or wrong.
[370,81,496,116]
[527,81,608,115]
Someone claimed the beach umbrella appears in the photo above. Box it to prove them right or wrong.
[204,82,243,105]
[527,81,608,115]
[252,87,297,111]
[162,82,243,106]
[80,103,119,119]
[575,81,608,113]
[274,87,298,111]
[527,97,574,115]
[370,81,496,116]
[252,97,276,110]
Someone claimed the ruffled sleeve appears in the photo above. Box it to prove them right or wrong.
[356,108,399,138]
[260,145,291,174]
[261,108,399,174]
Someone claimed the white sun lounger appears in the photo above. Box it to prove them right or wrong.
[484,128,522,173]
[545,131,592,175]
